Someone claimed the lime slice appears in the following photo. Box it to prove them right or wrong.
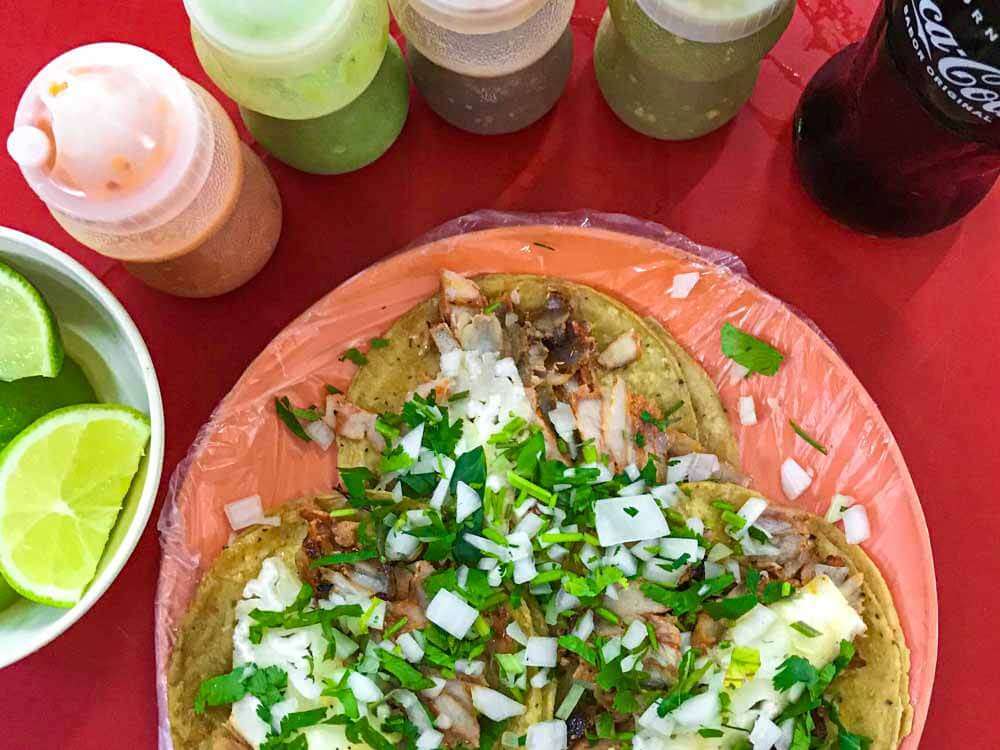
[0,356,96,451]
[0,573,19,612]
[0,404,151,606]
[0,261,64,382]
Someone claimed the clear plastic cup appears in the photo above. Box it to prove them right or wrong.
[594,0,794,140]
[392,0,574,134]
[184,0,389,120]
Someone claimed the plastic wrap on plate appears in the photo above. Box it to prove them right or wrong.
[155,211,935,748]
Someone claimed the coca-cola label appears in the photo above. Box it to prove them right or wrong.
[903,0,1000,123]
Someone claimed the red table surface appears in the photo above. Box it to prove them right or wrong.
[0,0,995,746]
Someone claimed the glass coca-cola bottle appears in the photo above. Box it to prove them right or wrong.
[793,0,1000,236]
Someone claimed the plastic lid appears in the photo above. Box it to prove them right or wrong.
[634,0,792,43]
[8,43,210,228]
[184,0,350,58]
[405,0,550,35]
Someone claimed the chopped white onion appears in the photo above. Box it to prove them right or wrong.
[524,636,559,667]
[430,477,450,511]
[398,632,424,663]
[418,729,444,750]
[604,545,638,576]
[671,692,719,727]
[526,720,568,750]
[426,590,478,639]
[513,556,538,584]
[463,533,506,558]
[666,453,720,484]
[548,402,579,458]
[348,671,382,703]
[780,458,813,500]
[488,566,503,587]
[660,537,701,561]
[728,604,778,646]
[514,513,545,538]
[776,719,795,750]
[750,715,784,750]
[736,497,769,533]
[686,517,705,535]
[643,559,687,586]
[579,543,602,570]
[554,588,581,615]
[421,676,447,699]
[571,610,595,642]
[630,540,658,562]
[514,498,537,519]
[478,557,499,571]
[624,463,641,481]
[638,700,675,737]
[386,527,421,561]
[703,561,724,579]
[826,493,854,523]
[471,687,526,721]
[547,544,569,561]
[305,419,335,450]
[530,668,551,688]
[623,619,648,650]
[594,495,670,546]
[600,636,622,663]
[399,423,425,461]
[738,395,758,426]
[725,559,742,584]
[669,272,700,299]
[224,495,274,531]
[505,621,528,646]
[505,532,534,561]
[841,505,871,544]
[650,483,681,508]
[455,481,482,524]
[729,362,750,385]
[618,479,646,497]
[456,659,485,676]
[391,689,434,732]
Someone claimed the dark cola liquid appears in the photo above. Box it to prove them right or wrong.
[793,0,1000,236]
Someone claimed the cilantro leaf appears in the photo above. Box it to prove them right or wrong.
[339,466,373,503]
[773,655,818,692]
[450,446,486,494]
[720,323,784,376]
[194,664,254,713]
[275,397,312,442]
[370,337,390,349]
[310,549,378,567]
[641,574,735,616]
[379,444,415,474]
[703,594,758,621]
[339,348,368,366]
[376,648,435,690]
[558,635,598,665]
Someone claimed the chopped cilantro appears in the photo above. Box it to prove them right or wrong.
[641,573,735,616]
[789,419,830,455]
[369,337,390,349]
[376,648,434,690]
[339,466,373,502]
[558,635,598,665]
[275,397,312,442]
[310,549,378,567]
[790,621,822,638]
[720,323,784,376]
[339,348,368,366]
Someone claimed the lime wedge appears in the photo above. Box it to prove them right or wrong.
[0,356,96,451]
[0,404,151,606]
[0,573,19,612]
[0,261,64,382]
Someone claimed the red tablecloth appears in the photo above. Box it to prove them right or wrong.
[0,0,994,746]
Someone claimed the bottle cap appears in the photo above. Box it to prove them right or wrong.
[8,43,211,229]
[634,0,792,43]
[406,0,550,35]
[184,0,350,58]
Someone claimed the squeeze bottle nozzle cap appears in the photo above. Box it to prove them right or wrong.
[7,126,52,169]
[9,43,212,229]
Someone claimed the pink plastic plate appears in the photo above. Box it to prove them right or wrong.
[157,223,935,749]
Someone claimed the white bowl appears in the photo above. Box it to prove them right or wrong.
[0,226,164,668]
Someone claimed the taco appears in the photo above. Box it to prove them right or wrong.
[168,494,557,750]
[333,272,742,481]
